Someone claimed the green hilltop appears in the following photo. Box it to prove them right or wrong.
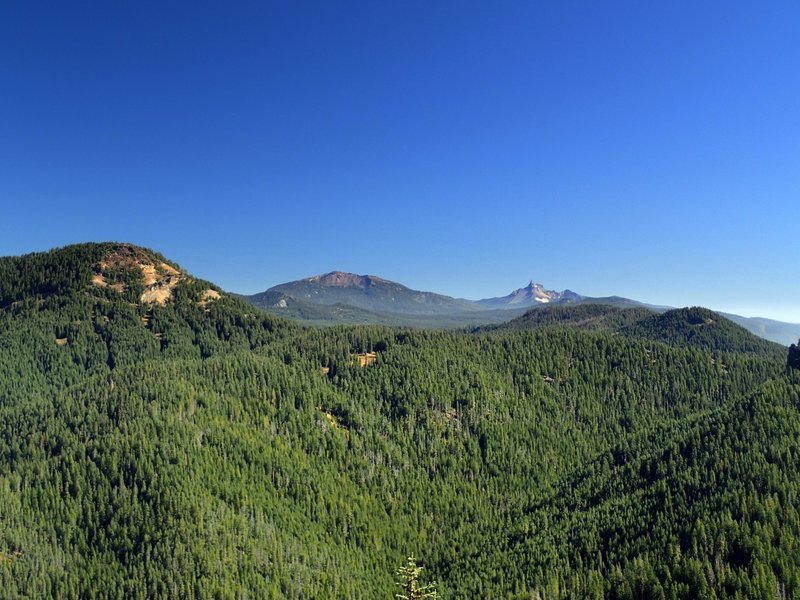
[1,243,799,598]
[489,303,783,355]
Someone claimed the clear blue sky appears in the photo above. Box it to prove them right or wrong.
[2,2,799,322]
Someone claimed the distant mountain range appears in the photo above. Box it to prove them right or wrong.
[261,271,482,315]
[244,271,800,345]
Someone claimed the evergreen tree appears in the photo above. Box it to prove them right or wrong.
[395,556,438,599]
[788,342,799,373]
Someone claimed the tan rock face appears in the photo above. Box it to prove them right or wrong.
[204,289,221,299]
[354,352,378,367]
[199,289,221,306]
[90,244,184,306]
[140,262,181,286]
[140,283,179,305]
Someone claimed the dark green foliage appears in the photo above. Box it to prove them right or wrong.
[0,243,112,306]
[486,303,654,333]
[1,244,799,598]
[624,307,782,354]
[494,304,782,356]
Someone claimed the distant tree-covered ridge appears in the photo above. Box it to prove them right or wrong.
[490,303,783,355]
[0,242,798,598]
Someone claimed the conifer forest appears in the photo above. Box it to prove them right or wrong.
[1,243,799,599]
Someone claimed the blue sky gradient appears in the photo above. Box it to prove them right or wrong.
[2,2,799,321]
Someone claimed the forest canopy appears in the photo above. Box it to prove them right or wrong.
[0,243,798,599]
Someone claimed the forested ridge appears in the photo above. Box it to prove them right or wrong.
[487,304,784,356]
[1,243,799,598]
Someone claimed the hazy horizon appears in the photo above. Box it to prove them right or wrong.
[247,269,800,325]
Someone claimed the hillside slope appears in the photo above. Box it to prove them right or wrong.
[245,289,529,328]
[0,243,798,598]
[262,271,483,315]
[721,312,800,346]
[490,304,782,355]
[486,303,655,333]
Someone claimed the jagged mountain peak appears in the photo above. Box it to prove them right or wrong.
[478,280,581,308]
